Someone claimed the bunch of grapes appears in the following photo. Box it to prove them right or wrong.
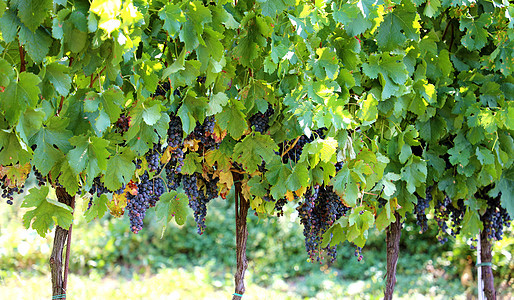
[1,181,20,205]
[167,114,183,149]
[33,167,46,186]
[145,144,162,172]
[189,116,218,150]
[297,185,350,263]
[281,128,326,163]
[249,104,274,133]
[183,173,219,234]
[125,173,159,234]
[153,81,170,97]
[89,176,110,197]
[481,195,512,240]
[115,114,131,133]
[434,194,465,244]
[414,186,433,233]
[274,198,288,217]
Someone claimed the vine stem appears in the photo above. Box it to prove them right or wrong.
[62,196,75,294]
[19,44,26,73]
[232,172,249,300]
[384,211,402,300]
[479,229,496,299]
[50,187,74,299]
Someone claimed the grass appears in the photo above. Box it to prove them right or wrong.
[0,266,469,300]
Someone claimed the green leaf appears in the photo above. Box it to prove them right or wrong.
[332,2,372,36]
[286,163,310,192]
[207,92,229,116]
[331,164,359,206]
[0,131,32,165]
[84,86,124,123]
[58,159,80,195]
[265,161,291,200]
[461,207,483,237]
[181,152,202,175]
[376,3,419,50]
[0,10,20,43]
[17,0,53,32]
[233,133,279,174]
[459,14,490,51]
[257,0,293,18]
[362,54,409,100]
[16,108,45,145]
[142,100,163,126]
[67,135,110,178]
[103,149,136,191]
[44,62,72,97]
[156,191,189,228]
[84,194,108,222]
[30,116,72,174]
[0,72,42,125]
[18,26,52,63]
[400,156,427,194]
[216,100,247,139]
[158,3,185,38]
[357,93,378,122]
[22,186,73,237]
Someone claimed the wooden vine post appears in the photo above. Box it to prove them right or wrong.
[50,187,75,299]
[384,211,402,300]
[232,172,249,300]
[479,229,496,299]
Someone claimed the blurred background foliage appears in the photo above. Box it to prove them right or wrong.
[0,184,513,298]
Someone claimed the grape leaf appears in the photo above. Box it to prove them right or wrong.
[22,186,73,237]
[331,164,359,206]
[156,191,189,228]
[233,133,279,174]
[265,161,291,200]
[216,100,247,140]
[362,54,409,100]
[459,14,490,51]
[376,3,419,50]
[206,92,229,116]
[84,194,109,222]
[0,10,20,43]
[400,156,427,194]
[103,149,136,191]
[0,72,41,125]
[44,62,72,97]
[0,131,32,165]
[67,135,110,179]
[18,26,52,63]
[158,3,185,38]
[17,0,52,32]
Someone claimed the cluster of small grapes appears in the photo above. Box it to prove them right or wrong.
[249,104,274,133]
[1,174,25,205]
[126,183,148,234]
[434,195,465,243]
[33,167,46,186]
[274,198,288,217]
[377,198,387,209]
[414,186,433,233]
[481,195,512,240]
[167,114,183,149]
[136,172,165,208]
[297,185,350,263]
[115,114,131,133]
[183,174,219,234]
[354,246,363,262]
[153,81,170,97]
[189,116,218,150]
[89,177,110,197]
[145,144,162,172]
[281,128,326,163]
